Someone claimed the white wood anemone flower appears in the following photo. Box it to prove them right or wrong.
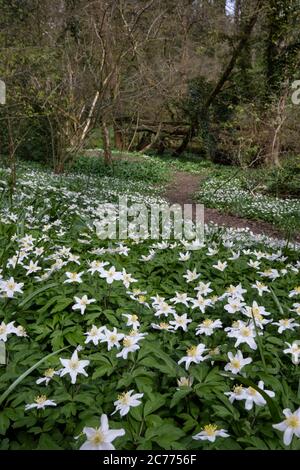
[178,344,207,370]
[224,350,253,375]
[59,350,90,384]
[193,424,229,442]
[79,414,125,450]
[112,390,144,417]
[25,395,57,410]
[273,408,300,446]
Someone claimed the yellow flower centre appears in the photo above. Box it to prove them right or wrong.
[44,368,55,378]
[91,430,104,445]
[187,346,197,357]
[241,327,251,337]
[231,359,241,369]
[285,416,300,428]
[248,387,257,396]
[35,395,47,404]
[203,424,217,436]
[203,319,213,327]
[0,325,5,334]
[69,359,79,369]
[7,281,16,290]
[233,385,244,395]
[90,327,98,336]
[109,334,117,342]
[159,322,169,329]
[123,337,133,347]
[138,295,146,303]
[117,392,130,405]
[131,315,138,322]
[295,287,300,293]
[281,319,290,326]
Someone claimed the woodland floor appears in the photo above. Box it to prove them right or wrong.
[164,171,299,242]
[83,150,299,242]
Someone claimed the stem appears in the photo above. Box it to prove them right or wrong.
[250,312,267,374]
[138,417,144,438]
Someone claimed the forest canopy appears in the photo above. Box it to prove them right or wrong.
[0,0,300,169]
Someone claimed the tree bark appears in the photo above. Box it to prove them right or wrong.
[266,91,287,167]
[80,91,100,143]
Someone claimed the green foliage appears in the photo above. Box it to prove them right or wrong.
[72,154,170,184]
[0,161,299,450]
[195,158,300,231]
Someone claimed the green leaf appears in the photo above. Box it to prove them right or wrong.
[145,423,185,444]
[19,283,60,308]
[37,434,63,450]
[144,395,166,417]
[0,412,10,435]
[92,365,112,379]
[51,298,73,314]
[170,388,192,408]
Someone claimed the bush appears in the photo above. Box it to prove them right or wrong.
[71,155,170,184]
[266,161,300,198]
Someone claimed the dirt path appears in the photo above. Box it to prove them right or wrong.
[164,171,297,241]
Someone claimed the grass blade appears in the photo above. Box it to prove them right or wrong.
[0,346,69,407]
[270,287,285,316]
[19,282,59,308]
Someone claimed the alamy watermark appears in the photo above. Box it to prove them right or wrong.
[94,197,204,241]
[0,80,6,105]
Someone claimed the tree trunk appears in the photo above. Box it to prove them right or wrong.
[136,132,151,151]
[114,125,124,151]
[102,121,112,165]
[265,90,287,167]
[174,121,197,156]
[80,91,100,143]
